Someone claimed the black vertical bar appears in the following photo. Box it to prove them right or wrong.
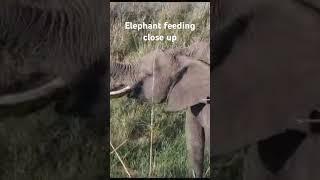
[106,0,111,179]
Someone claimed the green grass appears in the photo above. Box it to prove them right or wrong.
[111,98,202,177]
[110,2,210,178]
[110,98,211,178]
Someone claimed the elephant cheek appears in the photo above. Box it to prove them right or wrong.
[144,87,168,103]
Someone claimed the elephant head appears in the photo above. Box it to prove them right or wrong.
[110,42,210,111]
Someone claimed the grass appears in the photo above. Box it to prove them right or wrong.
[0,103,106,180]
[110,2,210,178]
[111,98,195,177]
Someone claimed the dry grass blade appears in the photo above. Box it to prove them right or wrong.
[148,58,156,177]
[110,139,128,155]
[149,105,155,177]
[110,142,132,178]
[149,118,154,177]
[204,167,210,177]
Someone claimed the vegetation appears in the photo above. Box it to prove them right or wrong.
[0,102,106,179]
[110,2,212,178]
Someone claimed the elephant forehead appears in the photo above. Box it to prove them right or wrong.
[140,50,175,72]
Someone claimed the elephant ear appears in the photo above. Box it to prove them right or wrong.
[166,56,210,111]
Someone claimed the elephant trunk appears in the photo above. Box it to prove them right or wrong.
[110,61,140,97]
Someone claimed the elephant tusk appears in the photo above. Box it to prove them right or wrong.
[199,97,210,104]
[0,77,66,106]
[296,118,320,124]
[110,86,132,97]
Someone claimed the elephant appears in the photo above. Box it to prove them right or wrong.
[110,41,210,177]
[213,0,320,179]
[0,0,107,131]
